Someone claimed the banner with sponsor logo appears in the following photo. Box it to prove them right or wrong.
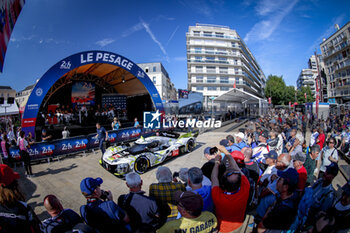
[0,0,25,72]
[71,81,95,107]
[22,51,164,137]
[9,127,156,161]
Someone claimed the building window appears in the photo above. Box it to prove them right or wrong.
[193,31,200,36]
[196,76,203,83]
[196,86,204,91]
[215,32,224,38]
[145,67,149,73]
[153,77,156,84]
[153,66,156,72]
[195,66,203,72]
[220,77,229,83]
[207,66,216,73]
[203,31,212,37]
[208,87,217,91]
[220,87,229,91]
[207,76,216,83]
[219,67,228,74]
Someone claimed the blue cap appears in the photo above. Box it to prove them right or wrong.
[277,168,299,186]
[219,139,229,147]
[204,147,211,155]
[264,150,278,160]
[80,177,103,195]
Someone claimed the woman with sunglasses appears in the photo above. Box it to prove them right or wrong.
[316,137,338,179]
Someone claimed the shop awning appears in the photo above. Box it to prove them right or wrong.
[0,102,19,116]
[214,88,265,104]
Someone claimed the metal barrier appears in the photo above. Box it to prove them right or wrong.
[9,127,156,161]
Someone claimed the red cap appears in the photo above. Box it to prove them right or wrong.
[230,151,244,164]
[0,164,20,187]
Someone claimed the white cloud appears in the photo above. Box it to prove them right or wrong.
[121,22,144,37]
[166,25,179,47]
[177,0,213,18]
[173,56,187,61]
[244,0,298,42]
[140,18,169,62]
[95,38,115,47]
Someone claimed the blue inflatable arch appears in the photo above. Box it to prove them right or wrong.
[22,51,164,137]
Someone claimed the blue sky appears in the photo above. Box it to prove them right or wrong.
[1,0,350,92]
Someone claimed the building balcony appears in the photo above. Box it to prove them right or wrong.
[187,50,241,57]
[187,59,240,66]
[186,32,240,41]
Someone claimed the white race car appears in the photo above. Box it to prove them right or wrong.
[100,131,197,176]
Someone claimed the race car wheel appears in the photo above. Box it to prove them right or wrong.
[187,139,195,152]
[134,157,150,174]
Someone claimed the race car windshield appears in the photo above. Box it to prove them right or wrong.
[128,141,159,155]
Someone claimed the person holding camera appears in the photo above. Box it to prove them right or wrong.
[80,177,130,233]
[211,145,250,233]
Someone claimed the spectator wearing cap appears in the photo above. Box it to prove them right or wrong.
[251,130,270,163]
[328,180,350,231]
[259,150,278,184]
[292,152,307,193]
[117,172,167,231]
[0,164,42,233]
[187,167,214,213]
[79,177,130,233]
[225,133,248,152]
[305,162,339,226]
[41,129,52,142]
[41,194,83,233]
[211,145,250,232]
[257,168,300,232]
[316,137,338,179]
[149,166,186,220]
[158,191,217,233]
[304,145,321,186]
[203,146,216,161]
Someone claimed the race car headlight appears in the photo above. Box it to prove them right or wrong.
[116,163,130,173]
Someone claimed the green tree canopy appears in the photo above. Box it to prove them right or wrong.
[265,75,286,105]
[296,86,315,104]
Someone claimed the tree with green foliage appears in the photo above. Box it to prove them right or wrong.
[284,86,296,105]
[296,86,315,104]
[265,75,286,105]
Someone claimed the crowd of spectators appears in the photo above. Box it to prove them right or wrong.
[36,104,127,128]
[0,108,350,233]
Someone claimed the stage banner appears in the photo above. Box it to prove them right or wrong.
[0,0,25,72]
[102,94,126,110]
[71,81,95,107]
[22,51,164,138]
[9,127,156,161]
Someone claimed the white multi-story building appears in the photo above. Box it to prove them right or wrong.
[137,62,177,101]
[186,24,266,111]
[296,69,317,96]
[320,21,350,104]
